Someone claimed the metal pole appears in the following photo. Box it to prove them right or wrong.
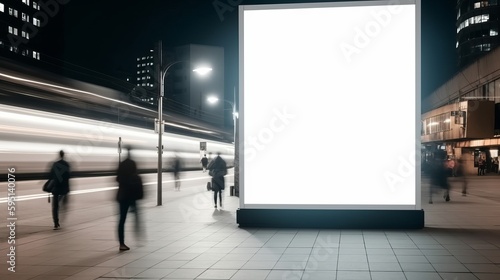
[233,86,239,195]
[157,40,163,206]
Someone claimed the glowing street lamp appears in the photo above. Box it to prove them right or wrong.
[156,41,212,206]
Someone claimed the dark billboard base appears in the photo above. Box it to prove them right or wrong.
[237,209,424,229]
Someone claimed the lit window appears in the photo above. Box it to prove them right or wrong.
[33,18,40,27]
[14,28,18,36]
[8,7,12,15]
[13,9,17,17]
[0,3,4,12]
[8,26,12,34]
[33,51,37,59]
[137,64,140,67]
[22,13,26,21]
[491,28,498,36]
[33,1,40,10]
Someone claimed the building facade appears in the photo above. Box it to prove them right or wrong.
[457,0,500,68]
[423,46,500,174]
[0,0,42,61]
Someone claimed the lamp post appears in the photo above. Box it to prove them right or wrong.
[156,41,212,206]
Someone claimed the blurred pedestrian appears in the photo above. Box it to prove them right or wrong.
[171,154,182,191]
[116,146,144,251]
[48,150,71,230]
[208,152,227,209]
[429,152,450,204]
[200,154,209,173]
[478,156,485,175]
[456,158,468,196]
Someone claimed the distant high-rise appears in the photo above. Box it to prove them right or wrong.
[456,0,500,68]
[135,49,155,90]
[0,0,42,61]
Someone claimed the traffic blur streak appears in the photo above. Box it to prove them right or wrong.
[0,56,232,141]
[0,104,234,180]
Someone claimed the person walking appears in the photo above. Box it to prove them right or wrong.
[200,154,209,173]
[456,158,468,196]
[48,150,71,230]
[429,152,450,204]
[478,156,485,176]
[208,152,227,209]
[116,146,144,251]
[172,154,182,191]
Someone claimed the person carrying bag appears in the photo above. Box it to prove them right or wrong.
[207,152,227,209]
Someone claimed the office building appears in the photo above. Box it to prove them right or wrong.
[456,0,500,68]
[0,0,42,61]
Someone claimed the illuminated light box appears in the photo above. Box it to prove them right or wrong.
[237,0,423,228]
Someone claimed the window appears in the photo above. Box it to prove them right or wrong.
[8,7,12,15]
[8,26,12,34]
[33,18,40,27]
[13,28,18,35]
[0,3,4,12]
[33,1,40,10]
[13,9,17,17]
[491,28,498,36]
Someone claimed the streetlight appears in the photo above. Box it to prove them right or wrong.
[206,88,239,195]
[156,40,212,206]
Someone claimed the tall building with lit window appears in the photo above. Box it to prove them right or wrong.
[0,0,42,61]
[456,0,500,68]
[136,49,155,89]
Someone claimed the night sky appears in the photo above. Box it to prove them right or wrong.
[37,0,458,101]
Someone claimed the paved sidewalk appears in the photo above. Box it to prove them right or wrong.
[1,176,500,280]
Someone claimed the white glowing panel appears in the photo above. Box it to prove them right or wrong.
[240,1,420,209]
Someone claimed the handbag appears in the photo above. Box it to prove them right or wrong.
[43,179,55,193]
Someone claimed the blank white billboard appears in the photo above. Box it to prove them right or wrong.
[239,0,420,210]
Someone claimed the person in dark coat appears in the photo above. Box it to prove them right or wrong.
[207,152,227,209]
[200,154,209,173]
[429,156,450,204]
[49,150,71,230]
[116,146,144,251]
